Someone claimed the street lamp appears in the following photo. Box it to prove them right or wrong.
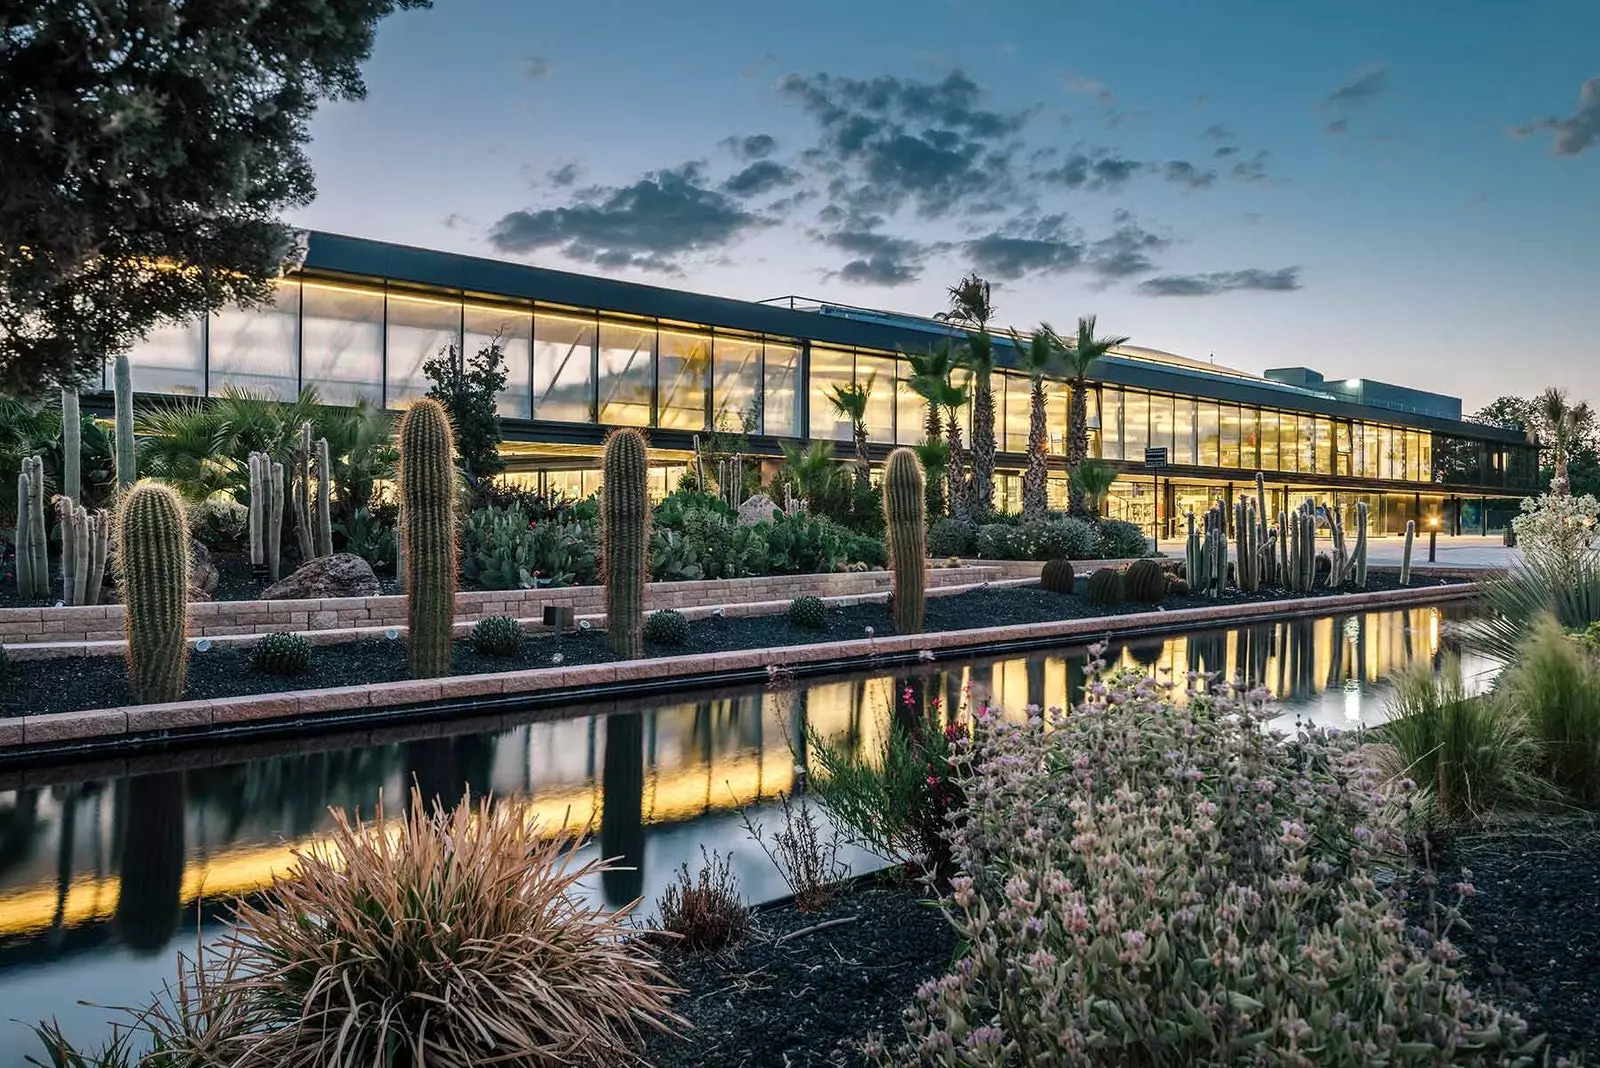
[1428,515,1439,562]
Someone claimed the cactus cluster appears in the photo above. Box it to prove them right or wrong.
[250,632,312,676]
[643,608,691,647]
[1124,558,1166,605]
[289,423,334,562]
[55,497,109,606]
[1185,505,1230,598]
[1354,501,1370,588]
[248,452,287,582]
[1400,519,1416,586]
[787,594,828,630]
[114,354,137,489]
[1085,567,1125,607]
[117,481,191,704]
[13,455,48,598]
[398,399,458,678]
[1282,500,1319,594]
[601,428,651,659]
[882,448,927,635]
[315,436,334,559]
[471,615,525,657]
[1040,558,1075,595]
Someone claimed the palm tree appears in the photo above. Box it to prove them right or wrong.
[1537,386,1594,496]
[924,376,972,522]
[906,342,957,445]
[960,331,997,519]
[1073,459,1117,518]
[826,380,873,492]
[912,438,950,519]
[134,397,236,501]
[937,271,994,331]
[780,440,837,508]
[1010,328,1061,520]
[1048,316,1129,519]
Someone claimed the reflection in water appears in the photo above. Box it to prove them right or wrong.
[0,603,1484,1060]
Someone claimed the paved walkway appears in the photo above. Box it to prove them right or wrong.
[1156,533,1517,570]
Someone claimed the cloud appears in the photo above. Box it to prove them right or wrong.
[1087,213,1171,278]
[546,162,581,187]
[724,134,778,160]
[1515,76,1600,156]
[1324,63,1388,108]
[1324,119,1349,136]
[1035,148,1142,191]
[488,162,771,272]
[1161,160,1216,189]
[1213,145,1239,158]
[1063,73,1114,103]
[819,228,932,286]
[523,56,551,79]
[963,215,1084,280]
[721,160,802,197]
[1201,124,1233,141]
[1138,267,1301,297]
[1230,150,1271,182]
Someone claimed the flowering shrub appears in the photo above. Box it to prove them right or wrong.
[1095,516,1150,559]
[877,655,1549,1066]
[1513,492,1600,568]
[974,518,1098,561]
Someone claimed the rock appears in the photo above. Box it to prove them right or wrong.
[737,493,779,526]
[190,539,219,596]
[263,552,379,600]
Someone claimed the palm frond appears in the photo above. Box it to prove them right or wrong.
[825,381,871,421]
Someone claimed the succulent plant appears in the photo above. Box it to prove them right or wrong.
[1084,567,1124,608]
[1400,519,1416,586]
[117,480,191,704]
[471,615,525,657]
[643,608,691,647]
[114,354,136,489]
[1040,558,1076,595]
[1166,575,1191,597]
[251,632,313,676]
[1124,558,1166,605]
[398,399,458,679]
[602,429,650,659]
[787,594,828,631]
[882,447,927,635]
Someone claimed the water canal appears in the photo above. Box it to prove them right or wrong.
[0,601,1492,1061]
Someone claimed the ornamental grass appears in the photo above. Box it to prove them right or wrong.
[875,655,1557,1067]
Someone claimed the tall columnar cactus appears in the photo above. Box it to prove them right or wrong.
[62,388,82,505]
[883,447,928,634]
[314,437,334,558]
[398,399,458,678]
[293,422,315,562]
[1184,511,1202,584]
[114,354,137,489]
[1276,510,1290,588]
[24,456,47,598]
[1299,508,1317,593]
[267,460,285,582]
[1253,472,1272,585]
[55,496,77,605]
[15,468,36,597]
[117,481,191,704]
[56,500,107,606]
[247,452,267,574]
[1354,501,1370,589]
[1400,519,1416,586]
[601,428,650,659]
[1327,506,1347,588]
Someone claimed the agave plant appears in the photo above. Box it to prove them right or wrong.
[1468,548,1600,664]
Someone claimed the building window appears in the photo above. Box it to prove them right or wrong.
[656,328,710,431]
[763,341,801,438]
[713,335,761,432]
[209,280,299,399]
[301,282,383,407]
[1197,401,1220,467]
[1122,389,1150,460]
[896,360,928,445]
[809,345,855,441]
[464,304,532,420]
[1240,406,1260,471]
[597,321,654,427]
[857,353,896,442]
[1259,410,1280,471]
[533,312,595,423]
[1315,417,1334,475]
[1173,397,1197,464]
[1220,404,1241,468]
[126,316,206,396]
[385,292,461,409]
[1099,388,1123,460]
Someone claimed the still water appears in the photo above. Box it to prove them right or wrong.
[0,602,1488,1061]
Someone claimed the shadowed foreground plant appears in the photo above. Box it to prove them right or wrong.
[874,653,1556,1067]
[738,790,849,913]
[1504,614,1600,805]
[1468,547,1600,664]
[653,846,751,952]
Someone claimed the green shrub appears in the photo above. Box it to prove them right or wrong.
[250,632,311,676]
[188,496,249,552]
[472,615,524,657]
[1504,614,1600,804]
[460,503,598,589]
[927,517,977,557]
[787,594,827,631]
[1377,656,1546,824]
[643,608,691,646]
[974,523,1016,559]
[1084,567,1124,607]
[650,508,767,581]
[1095,517,1149,559]
[878,656,1545,1066]
[1470,549,1600,664]
[1040,558,1075,594]
[1124,558,1166,604]
[653,847,750,953]
[337,506,397,573]
[762,511,847,574]
[840,527,888,569]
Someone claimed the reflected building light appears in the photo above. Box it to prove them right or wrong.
[1343,678,1364,724]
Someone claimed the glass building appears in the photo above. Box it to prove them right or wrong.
[107,232,1539,535]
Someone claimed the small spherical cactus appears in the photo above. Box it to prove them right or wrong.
[471,615,525,657]
[642,608,691,647]
[1165,574,1192,597]
[249,632,312,676]
[1040,558,1076,595]
[787,594,828,631]
[1124,558,1166,605]
[1084,567,1125,608]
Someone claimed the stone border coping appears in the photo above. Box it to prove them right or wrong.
[0,582,1474,759]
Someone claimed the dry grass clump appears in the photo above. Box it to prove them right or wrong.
[740,791,849,913]
[1504,614,1600,805]
[654,846,751,952]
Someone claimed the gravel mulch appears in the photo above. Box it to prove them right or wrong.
[644,880,954,1068]
[1418,817,1600,1061]
[0,575,1465,718]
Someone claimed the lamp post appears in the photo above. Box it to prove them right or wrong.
[1428,515,1439,563]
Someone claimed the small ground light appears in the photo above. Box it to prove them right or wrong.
[194,638,212,652]
[385,627,400,640]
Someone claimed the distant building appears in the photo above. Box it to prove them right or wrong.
[108,231,1537,537]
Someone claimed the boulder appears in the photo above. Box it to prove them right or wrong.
[736,493,780,526]
[263,552,379,601]
[190,539,219,596]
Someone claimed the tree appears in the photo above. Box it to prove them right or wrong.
[937,271,995,331]
[779,440,837,508]
[1048,316,1129,520]
[425,337,508,494]
[925,376,972,522]
[1537,387,1594,496]
[1010,328,1061,520]
[912,439,950,520]
[1073,459,1117,518]
[960,331,998,519]
[0,0,430,396]
[1469,396,1539,434]
[826,380,873,492]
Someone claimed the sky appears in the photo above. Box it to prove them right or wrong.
[287,0,1600,414]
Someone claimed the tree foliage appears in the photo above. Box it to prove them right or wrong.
[0,0,429,396]
[425,338,508,493]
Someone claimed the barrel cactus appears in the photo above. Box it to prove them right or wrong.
[787,594,828,631]
[602,428,651,659]
[398,399,458,678]
[1125,558,1166,605]
[250,632,312,676]
[1040,558,1076,595]
[882,448,927,635]
[471,615,525,657]
[1085,567,1125,608]
[1166,574,1191,597]
[117,481,191,704]
[643,608,691,647]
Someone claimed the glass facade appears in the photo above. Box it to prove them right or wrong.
[116,273,1536,501]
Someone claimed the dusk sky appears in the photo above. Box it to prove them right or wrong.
[288,0,1599,413]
